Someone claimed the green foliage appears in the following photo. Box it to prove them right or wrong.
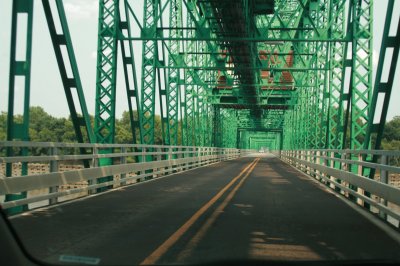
[0,112,6,141]
[379,116,400,152]
[382,116,400,142]
[115,111,134,144]
[381,140,400,150]
[0,107,164,144]
[381,140,400,166]
[0,107,399,151]
[114,110,163,144]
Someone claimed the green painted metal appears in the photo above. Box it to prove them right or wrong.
[366,0,399,178]
[94,0,119,145]
[94,0,120,189]
[41,0,94,170]
[164,0,182,146]
[328,0,346,150]
[5,0,34,214]
[183,13,197,146]
[120,0,143,145]
[349,0,373,150]
[140,0,158,145]
[5,0,398,175]
[42,0,94,145]
[366,0,399,151]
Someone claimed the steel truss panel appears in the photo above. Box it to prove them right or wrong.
[140,0,158,145]
[42,0,94,145]
[94,0,120,189]
[6,0,397,163]
[120,1,143,145]
[5,0,34,214]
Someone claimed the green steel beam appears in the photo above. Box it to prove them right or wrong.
[120,0,143,145]
[366,0,399,178]
[140,0,159,145]
[163,0,182,146]
[350,0,373,150]
[94,0,120,189]
[122,36,350,42]
[94,0,119,144]
[366,0,399,150]
[5,0,395,174]
[183,13,196,146]
[42,0,94,145]
[41,0,94,170]
[328,0,346,150]
[5,0,34,214]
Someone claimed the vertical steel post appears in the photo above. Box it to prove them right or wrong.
[94,0,120,191]
[140,0,159,145]
[5,0,34,214]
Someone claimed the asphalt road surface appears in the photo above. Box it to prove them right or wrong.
[9,155,400,265]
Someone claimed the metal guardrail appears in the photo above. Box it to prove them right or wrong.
[0,141,254,211]
[278,149,400,228]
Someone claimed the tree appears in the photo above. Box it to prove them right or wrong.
[0,106,179,145]
[0,112,6,141]
[382,116,400,142]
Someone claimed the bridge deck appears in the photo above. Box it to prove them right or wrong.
[10,155,400,265]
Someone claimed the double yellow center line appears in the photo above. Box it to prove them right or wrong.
[140,157,260,265]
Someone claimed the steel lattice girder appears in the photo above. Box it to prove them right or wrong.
[90,0,385,152]
[94,0,120,189]
[5,0,34,214]
[5,0,398,215]
[6,0,95,213]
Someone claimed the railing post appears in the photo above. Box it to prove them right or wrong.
[291,150,294,166]
[177,147,181,159]
[291,150,294,164]
[315,150,321,180]
[292,150,294,165]
[198,147,202,166]
[322,150,328,183]
[120,147,127,186]
[89,146,98,195]
[330,151,336,190]
[379,155,388,220]
[185,147,190,170]
[193,147,197,168]
[168,147,173,174]
[298,150,302,170]
[212,148,215,163]
[179,146,184,172]
[141,147,146,178]
[155,147,162,177]
[313,150,317,178]
[49,147,59,205]
[341,152,348,197]
[92,146,98,167]
[357,153,364,206]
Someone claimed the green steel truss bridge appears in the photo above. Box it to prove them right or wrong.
[6,0,399,151]
[1,1,400,262]
[2,0,399,208]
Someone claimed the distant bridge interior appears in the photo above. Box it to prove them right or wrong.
[1,0,400,265]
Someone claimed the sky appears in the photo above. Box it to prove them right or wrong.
[0,0,399,121]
